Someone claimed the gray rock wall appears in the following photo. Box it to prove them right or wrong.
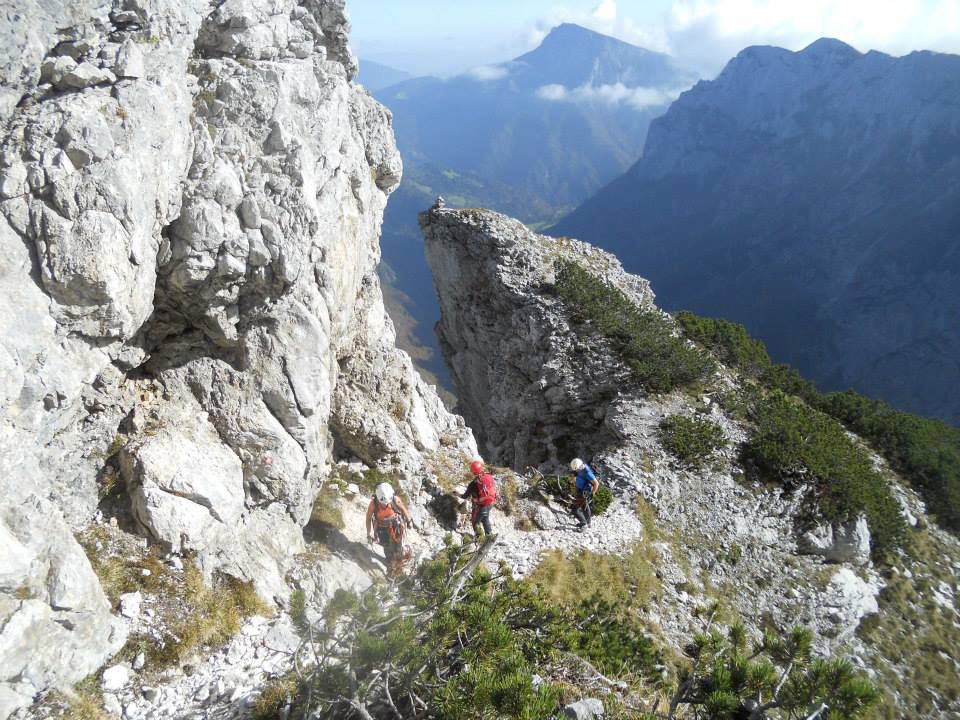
[421,207,653,468]
[0,1,472,714]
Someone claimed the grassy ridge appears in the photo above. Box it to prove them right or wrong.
[745,393,906,558]
[676,311,960,536]
[551,260,713,393]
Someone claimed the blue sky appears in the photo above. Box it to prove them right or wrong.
[349,0,960,77]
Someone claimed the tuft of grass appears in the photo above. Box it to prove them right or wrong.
[856,528,960,718]
[289,588,308,632]
[658,414,729,469]
[530,542,660,612]
[497,473,520,515]
[550,260,713,394]
[77,531,173,606]
[309,484,345,530]
[60,676,106,720]
[147,560,269,668]
[252,673,300,720]
[634,496,660,541]
[514,513,536,531]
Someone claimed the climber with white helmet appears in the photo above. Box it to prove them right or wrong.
[366,481,416,576]
[569,458,599,531]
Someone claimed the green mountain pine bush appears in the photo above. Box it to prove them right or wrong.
[677,311,959,536]
[658,415,729,469]
[551,260,714,394]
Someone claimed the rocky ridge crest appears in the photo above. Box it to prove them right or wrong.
[422,207,960,718]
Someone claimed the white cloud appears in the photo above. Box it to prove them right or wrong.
[523,0,960,78]
[663,0,960,74]
[464,64,509,81]
[536,83,570,101]
[592,0,618,22]
[536,81,689,110]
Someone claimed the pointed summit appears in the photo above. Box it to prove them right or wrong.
[513,23,694,91]
[537,22,639,50]
[801,37,861,59]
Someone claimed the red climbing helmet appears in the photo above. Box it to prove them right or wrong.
[470,460,484,475]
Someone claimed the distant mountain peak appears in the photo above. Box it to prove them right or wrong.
[535,22,646,53]
[511,21,689,90]
[801,37,862,59]
[544,23,602,40]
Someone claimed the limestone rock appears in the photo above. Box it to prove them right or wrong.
[799,516,871,565]
[421,208,651,468]
[0,0,473,710]
[114,40,145,79]
[122,404,246,549]
[101,664,131,692]
[119,592,142,620]
[563,698,605,719]
[532,506,557,530]
[0,0,101,121]
[0,496,126,718]
[58,62,116,90]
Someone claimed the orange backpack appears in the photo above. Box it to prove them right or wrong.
[374,499,405,542]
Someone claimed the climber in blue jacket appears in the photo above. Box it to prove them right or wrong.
[569,458,599,530]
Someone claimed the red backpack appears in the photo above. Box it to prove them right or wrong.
[476,472,497,506]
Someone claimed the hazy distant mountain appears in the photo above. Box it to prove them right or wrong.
[376,24,697,397]
[378,23,697,211]
[355,59,413,92]
[554,38,960,423]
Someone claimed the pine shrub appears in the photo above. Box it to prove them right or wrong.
[551,260,713,394]
[744,393,906,559]
[817,390,960,532]
[672,620,878,719]
[293,542,663,719]
[658,415,729,469]
[677,311,959,540]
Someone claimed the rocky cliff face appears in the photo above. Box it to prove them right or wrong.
[422,208,655,468]
[423,207,960,718]
[554,39,960,424]
[0,1,473,715]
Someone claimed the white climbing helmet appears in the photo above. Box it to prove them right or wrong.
[570,458,585,471]
[375,482,395,504]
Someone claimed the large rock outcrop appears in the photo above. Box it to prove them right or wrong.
[0,1,473,714]
[421,207,959,717]
[422,208,654,468]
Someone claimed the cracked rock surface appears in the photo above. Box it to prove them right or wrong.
[0,1,472,714]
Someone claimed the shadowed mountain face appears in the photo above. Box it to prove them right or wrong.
[374,24,697,397]
[555,39,960,424]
